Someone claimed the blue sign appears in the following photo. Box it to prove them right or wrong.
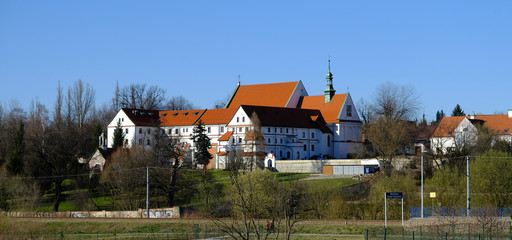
[386,192,403,199]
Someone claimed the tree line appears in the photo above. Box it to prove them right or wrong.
[0,79,210,212]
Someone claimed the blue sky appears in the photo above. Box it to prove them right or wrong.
[1,1,511,121]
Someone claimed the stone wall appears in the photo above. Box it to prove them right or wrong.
[1,207,180,219]
[275,159,375,173]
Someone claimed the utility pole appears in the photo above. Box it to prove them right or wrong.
[467,156,470,217]
[421,152,424,218]
[146,167,150,218]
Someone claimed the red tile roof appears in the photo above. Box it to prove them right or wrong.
[218,131,233,141]
[197,108,237,125]
[471,115,512,135]
[159,109,205,126]
[432,116,466,137]
[433,115,512,137]
[297,94,347,124]
[226,81,300,108]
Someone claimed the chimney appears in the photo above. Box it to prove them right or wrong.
[470,112,475,119]
[508,109,512,118]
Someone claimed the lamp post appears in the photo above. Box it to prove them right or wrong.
[421,150,428,218]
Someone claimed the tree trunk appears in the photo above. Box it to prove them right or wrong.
[167,164,179,207]
[53,180,62,212]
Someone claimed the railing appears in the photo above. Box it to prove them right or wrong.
[410,207,512,219]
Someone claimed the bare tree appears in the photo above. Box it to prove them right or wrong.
[205,167,306,240]
[213,94,231,109]
[363,82,420,170]
[68,79,95,128]
[119,83,166,110]
[112,80,120,111]
[372,82,419,121]
[54,81,63,124]
[165,95,197,110]
[356,98,374,123]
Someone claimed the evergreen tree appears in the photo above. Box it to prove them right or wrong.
[451,104,465,116]
[112,119,125,148]
[7,121,25,175]
[191,120,212,171]
[420,113,427,126]
[435,110,445,124]
[92,122,103,151]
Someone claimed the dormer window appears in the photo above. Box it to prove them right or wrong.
[183,112,188,116]
[505,128,509,133]
[172,113,178,117]
[193,112,199,116]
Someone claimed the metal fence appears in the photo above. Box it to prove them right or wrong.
[365,224,512,240]
[410,207,512,219]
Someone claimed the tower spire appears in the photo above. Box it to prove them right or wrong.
[324,59,336,103]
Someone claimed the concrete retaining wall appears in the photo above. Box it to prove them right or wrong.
[1,207,180,219]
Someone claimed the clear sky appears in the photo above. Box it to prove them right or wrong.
[1,1,511,121]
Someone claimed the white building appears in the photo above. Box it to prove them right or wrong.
[106,65,363,169]
[430,110,512,155]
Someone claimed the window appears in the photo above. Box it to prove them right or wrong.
[175,129,179,134]
[287,152,290,159]
[286,128,289,133]
[125,128,128,134]
[220,126,224,133]
[238,138,242,143]
[242,117,245,122]
[147,129,151,134]
[183,112,188,116]
[280,139,283,144]
[237,117,239,122]
[139,128,142,134]
[347,105,352,117]
[139,139,143,145]
[267,138,271,143]
[327,135,331,147]
[280,151,282,157]
[232,138,235,143]
[302,132,305,138]
[311,144,315,151]
[275,139,277,143]
[311,132,315,138]
[303,145,307,151]
[280,128,283,133]
[268,128,271,133]
[245,127,249,132]
[207,127,211,133]
[147,139,151,146]
[239,127,242,132]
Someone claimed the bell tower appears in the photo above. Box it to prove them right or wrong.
[324,59,336,103]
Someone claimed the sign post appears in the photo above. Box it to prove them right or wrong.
[430,192,436,209]
[385,192,404,228]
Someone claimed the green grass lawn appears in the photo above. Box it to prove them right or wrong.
[304,178,359,192]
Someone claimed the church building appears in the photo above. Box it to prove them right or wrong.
[105,62,363,169]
